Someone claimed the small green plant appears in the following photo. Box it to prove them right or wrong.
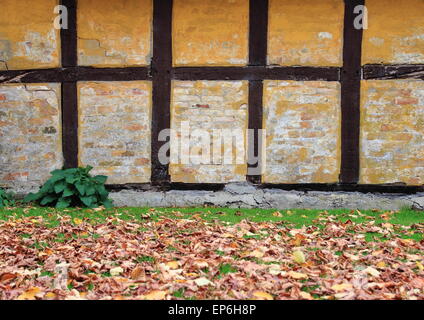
[172,288,185,298]
[24,166,112,209]
[218,263,238,275]
[0,188,15,207]
[136,255,155,263]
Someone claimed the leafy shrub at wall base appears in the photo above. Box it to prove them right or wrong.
[24,166,113,209]
[0,189,15,208]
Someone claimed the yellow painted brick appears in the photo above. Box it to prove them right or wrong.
[173,0,248,66]
[0,0,60,70]
[263,81,341,183]
[170,80,248,183]
[0,83,63,190]
[268,0,343,66]
[362,0,424,64]
[78,81,152,184]
[360,80,424,185]
[78,0,152,66]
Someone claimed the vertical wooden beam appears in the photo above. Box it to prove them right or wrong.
[340,0,364,184]
[247,0,268,184]
[151,0,173,184]
[61,82,78,169]
[60,0,78,168]
[249,0,268,66]
[247,80,264,184]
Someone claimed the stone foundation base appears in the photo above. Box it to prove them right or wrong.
[110,183,424,211]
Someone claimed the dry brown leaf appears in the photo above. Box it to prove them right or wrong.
[130,266,145,280]
[287,271,308,279]
[194,277,214,287]
[331,283,353,292]
[17,287,42,300]
[293,250,306,264]
[110,267,124,277]
[0,273,16,283]
[252,291,273,300]
[249,249,265,258]
[166,261,180,269]
[140,290,167,300]
[364,267,380,277]
[44,292,57,300]
[299,291,313,300]
[73,218,83,225]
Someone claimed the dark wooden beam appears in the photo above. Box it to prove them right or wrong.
[0,65,340,83]
[247,0,268,184]
[77,67,150,81]
[151,0,173,185]
[106,182,423,194]
[60,0,78,168]
[61,0,77,67]
[0,67,150,83]
[249,0,268,66]
[260,183,423,194]
[61,82,78,168]
[0,69,71,83]
[247,80,263,183]
[339,0,364,184]
[363,64,424,80]
[173,66,340,81]
[0,66,339,83]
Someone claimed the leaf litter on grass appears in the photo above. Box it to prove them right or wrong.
[0,210,423,300]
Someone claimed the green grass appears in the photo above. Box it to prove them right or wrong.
[1,206,423,225]
[136,255,156,263]
[218,263,238,275]
[0,206,423,241]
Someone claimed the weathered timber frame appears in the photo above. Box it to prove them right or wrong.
[1,0,423,193]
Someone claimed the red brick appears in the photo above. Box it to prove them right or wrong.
[395,97,418,105]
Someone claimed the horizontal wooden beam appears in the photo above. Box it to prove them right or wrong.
[0,67,151,83]
[363,64,424,80]
[0,69,68,83]
[260,183,423,194]
[77,67,150,81]
[173,66,340,81]
[105,182,423,194]
[4,64,424,84]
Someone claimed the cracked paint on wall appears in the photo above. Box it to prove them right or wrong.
[170,81,248,183]
[263,81,341,183]
[173,0,248,66]
[360,80,424,185]
[78,81,152,184]
[0,0,59,70]
[0,84,62,192]
[268,0,343,66]
[362,0,424,64]
[78,0,152,67]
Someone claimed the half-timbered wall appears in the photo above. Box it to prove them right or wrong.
[1,0,423,193]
